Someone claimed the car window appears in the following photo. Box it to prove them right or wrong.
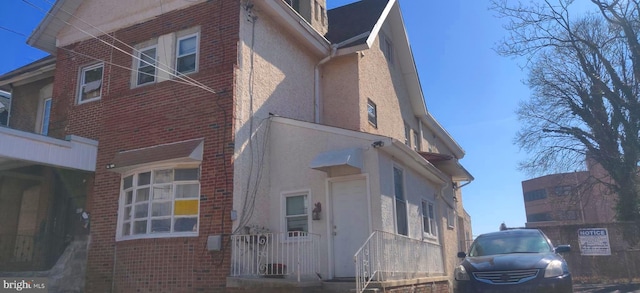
[469,233,553,256]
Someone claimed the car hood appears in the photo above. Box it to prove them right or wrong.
[463,253,559,271]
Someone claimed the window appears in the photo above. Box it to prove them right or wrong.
[284,193,309,237]
[393,167,408,236]
[404,123,411,146]
[447,207,455,229]
[422,200,437,238]
[118,167,200,240]
[367,99,377,127]
[136,46,157,85]
[78,63,103,103]
[527,212,552,222]
[40,98,51,135]
[285,0,300,12]
[524,189,547,201]
[381,34,393,64]
[176,34,199,75]
[413,130,420,151]
[554,185,572,196]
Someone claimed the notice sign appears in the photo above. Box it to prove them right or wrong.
[578,228,611,256]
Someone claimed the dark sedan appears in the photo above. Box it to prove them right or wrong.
[455,229,573,293]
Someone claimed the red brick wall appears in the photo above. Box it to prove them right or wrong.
[50,1,240,292]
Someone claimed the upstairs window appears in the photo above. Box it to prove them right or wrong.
[176,34,199,75]
[524,189,547,202]
[367,99,377,127]
[136,46,157,86]
[381,34,394,64]
[118,167,200,240]
[413,130,420,151]
[404,123,411,146]
[40,98,51,135]
[78,63,103,104]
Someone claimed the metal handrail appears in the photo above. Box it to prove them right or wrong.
[354,230,445,293]
[230,232,321,281]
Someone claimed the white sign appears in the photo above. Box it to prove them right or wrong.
[578,228,611,256]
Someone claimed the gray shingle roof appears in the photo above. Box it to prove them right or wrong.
[325,0,390,48]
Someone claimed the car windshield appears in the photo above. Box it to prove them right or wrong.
[468,232,553,257]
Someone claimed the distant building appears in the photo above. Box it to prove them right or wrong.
[522,158,617,227]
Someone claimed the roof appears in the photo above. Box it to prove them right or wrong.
[0,55,56,89]
[326,0,390,48]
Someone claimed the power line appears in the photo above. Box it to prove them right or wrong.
[0,26,27,37]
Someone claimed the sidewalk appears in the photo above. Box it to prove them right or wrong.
[574,283,640,293]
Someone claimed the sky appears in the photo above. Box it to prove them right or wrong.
[0,0,532,237]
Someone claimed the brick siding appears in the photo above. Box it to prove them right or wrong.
[49,1,240,292]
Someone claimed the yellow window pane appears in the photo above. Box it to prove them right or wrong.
[175,200,198,215]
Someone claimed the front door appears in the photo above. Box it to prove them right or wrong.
[331,178,369,278]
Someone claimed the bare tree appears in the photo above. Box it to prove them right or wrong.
[492,0,640,221]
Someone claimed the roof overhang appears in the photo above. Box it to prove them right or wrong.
[254,0,331,57]
[27,0,84,54]
[0,56,56,89]
[107,138,204,173]
[0,127,98,172]
[310,147,363,173]
[380,139,449,185]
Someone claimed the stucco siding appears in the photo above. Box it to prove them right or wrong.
[322,54,360,130]
[232,6,321,233]
[267,118,383,278]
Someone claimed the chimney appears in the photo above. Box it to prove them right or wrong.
[284,0,328,35]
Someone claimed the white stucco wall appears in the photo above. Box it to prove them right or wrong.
[57,0,206,47]
[232,6,320,232]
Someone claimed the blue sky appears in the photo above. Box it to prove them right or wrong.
[1,0,531,237]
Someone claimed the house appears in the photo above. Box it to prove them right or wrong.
[0,0,473,292]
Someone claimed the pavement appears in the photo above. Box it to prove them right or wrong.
[574,283,640,293]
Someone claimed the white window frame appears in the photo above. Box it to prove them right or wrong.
[77,63,104,104]
[175,33,199,75]
[116,164,201,241]
[404,123,411,146]
[40,98,51,135]
[367,99,377,128]
[447,207,456,229]
[281,190,311,240]
[422,199,438,240]
[413,130,420,151]
[135,45,158,86]
[393,166,408,236]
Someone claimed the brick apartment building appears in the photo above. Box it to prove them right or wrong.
[0,0,474,292]
[522,158,617,227]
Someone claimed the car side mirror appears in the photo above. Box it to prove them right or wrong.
[457,252,467,258]
[555,245,570,253]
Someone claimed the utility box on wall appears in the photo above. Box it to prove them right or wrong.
[207,235,222,251]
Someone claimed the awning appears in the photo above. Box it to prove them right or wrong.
[418,151,473,182]
[0,127,98,172]
[108,138,204,173]
[310,147,363,173]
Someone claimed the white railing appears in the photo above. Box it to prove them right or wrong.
[354,230,445,293]
[230,232,321,281]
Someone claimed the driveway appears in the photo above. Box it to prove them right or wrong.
[575,283,640,293]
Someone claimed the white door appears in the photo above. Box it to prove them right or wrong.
[331,178,369,278]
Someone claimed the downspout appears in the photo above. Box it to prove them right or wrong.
[314,45,337,124]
